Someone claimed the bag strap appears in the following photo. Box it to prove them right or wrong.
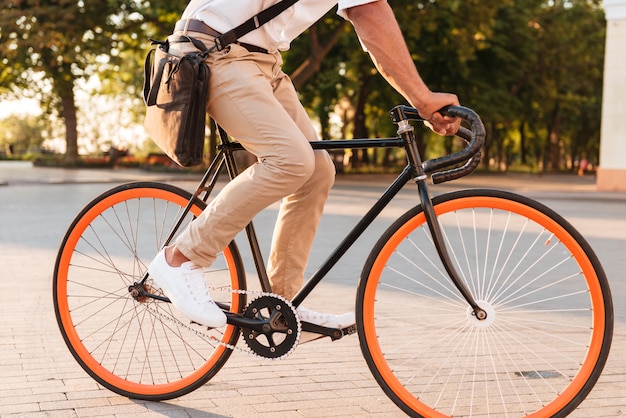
[144,0,299,106]
[143,48,164,106]
[214,0,299,50]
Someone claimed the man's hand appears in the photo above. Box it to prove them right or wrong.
[417,92,462,137]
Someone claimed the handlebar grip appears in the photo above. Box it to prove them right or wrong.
[432,151,482,184]
[429,125,482,184]
[422,106,485,174]
[390,104,485,183]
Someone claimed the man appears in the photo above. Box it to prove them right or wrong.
[148,0,461,329]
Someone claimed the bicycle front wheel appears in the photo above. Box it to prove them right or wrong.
[53,182,246,400]
[357,189,613,417]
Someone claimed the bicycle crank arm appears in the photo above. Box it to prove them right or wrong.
[225,312,279,333]
[300,321,356,341]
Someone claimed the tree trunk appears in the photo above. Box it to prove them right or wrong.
[519,120,527,165]
[52,63,79,164]
[352,69,373,168]
[318,106,330,140]
[481,122,494,170]
[548,104,561,171]
[61,91,79,164]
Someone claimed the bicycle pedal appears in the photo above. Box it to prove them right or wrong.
[342,324,357,336]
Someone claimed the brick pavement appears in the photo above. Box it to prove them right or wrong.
[0,162,624,417]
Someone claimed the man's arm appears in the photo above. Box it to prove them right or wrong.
[345,1,460,136]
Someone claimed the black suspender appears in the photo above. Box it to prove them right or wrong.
[214,0,299,50]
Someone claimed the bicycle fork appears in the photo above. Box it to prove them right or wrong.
[398,120,488,321]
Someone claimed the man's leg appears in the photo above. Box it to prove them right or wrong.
[175,43,323,269]
[154,36,352,329]
[265,70,335,299]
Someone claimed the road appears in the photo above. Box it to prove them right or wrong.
[0,161,624,417]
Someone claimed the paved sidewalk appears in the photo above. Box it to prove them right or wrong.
[0,161,624,417]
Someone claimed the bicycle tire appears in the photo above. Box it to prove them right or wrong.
[357,189,613,417]
[53,182,247,400]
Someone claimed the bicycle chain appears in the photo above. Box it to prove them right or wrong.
[144,287,301,361]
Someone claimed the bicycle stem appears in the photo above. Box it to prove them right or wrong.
[398,120,487,320]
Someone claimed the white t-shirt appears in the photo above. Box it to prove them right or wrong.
[181,0,381,52]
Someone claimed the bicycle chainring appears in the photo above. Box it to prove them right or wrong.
[241,295,300,359]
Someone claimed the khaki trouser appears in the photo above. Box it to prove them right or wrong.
[169,31,336,299]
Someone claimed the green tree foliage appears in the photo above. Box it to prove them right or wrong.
[530,0,605,171]
[0,1,606,173]
[1,0,144,162]
[0,0,186,164]
[283,11,350,141]
[289,0,605,172]
[0,114,45,155]
[465,0,605,172]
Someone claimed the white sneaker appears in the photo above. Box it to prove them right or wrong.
[296,306,355,329]
[148,249,227,328]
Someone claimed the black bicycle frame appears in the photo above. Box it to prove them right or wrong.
[153,105,487,320]
[177,119,483,321]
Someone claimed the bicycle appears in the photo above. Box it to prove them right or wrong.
[53,105,613,417]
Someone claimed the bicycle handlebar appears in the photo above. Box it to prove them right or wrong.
[390,105,485,184]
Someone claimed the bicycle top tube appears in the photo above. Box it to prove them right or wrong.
[217,105,485,185]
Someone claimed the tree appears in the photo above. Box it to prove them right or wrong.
[1,1,605,173]
[531,0,605,171]
[0,114,45,155]
[0,0,188,163]
[441,0,606,172]
[468,0,543,169]
[0,0,152,163]
[289,18,348,91]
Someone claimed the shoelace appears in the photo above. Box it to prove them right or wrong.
[181,262,214,304]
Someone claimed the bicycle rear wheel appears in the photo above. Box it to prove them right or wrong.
[53,182,246,400]
[357,189,613,417]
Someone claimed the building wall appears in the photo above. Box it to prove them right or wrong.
[598,0,626,190]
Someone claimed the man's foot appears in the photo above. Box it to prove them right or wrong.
[148,248,227,328]
[296,306,355,329]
